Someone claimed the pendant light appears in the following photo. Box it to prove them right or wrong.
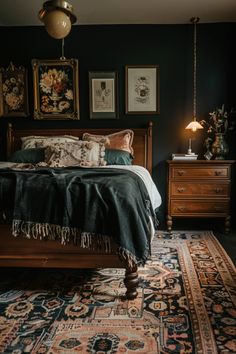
[39,0,77,39]
[185,17,203,154]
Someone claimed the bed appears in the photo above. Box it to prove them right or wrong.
[0,121,161,299]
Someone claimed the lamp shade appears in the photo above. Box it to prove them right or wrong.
[43,10,71,39]
[185,120,203,132]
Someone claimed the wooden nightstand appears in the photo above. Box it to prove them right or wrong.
[167,160,235,233]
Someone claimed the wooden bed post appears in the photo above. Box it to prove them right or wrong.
[147,121,153,175]
[124,265,139,299]
[7,123,13,159]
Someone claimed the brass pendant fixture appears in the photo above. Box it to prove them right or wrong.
[39,0,77,39]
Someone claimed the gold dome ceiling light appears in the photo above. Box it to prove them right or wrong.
[39,0,77,39]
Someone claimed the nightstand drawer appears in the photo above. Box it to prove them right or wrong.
[170,166,229,179]
[170,200,229,215]
[170,182,229,197]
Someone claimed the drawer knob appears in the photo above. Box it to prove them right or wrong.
[214,187,223,193]
[177,206,186,212]
[215,171,222,176]
[42,258,48,265]
[214,206,223,211]
[177,187,186,193]
[178,170,185,176]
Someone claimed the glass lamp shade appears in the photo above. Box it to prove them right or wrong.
[43,9,71,39]
[185,120,203,132]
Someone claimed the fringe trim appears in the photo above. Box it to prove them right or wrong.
[117,242,150,270]
[117,246,138,270]
[11,220,149,268]
[12,219,112,253]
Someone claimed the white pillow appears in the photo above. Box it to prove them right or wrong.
[21,135,80,150]
[44,141,107,167]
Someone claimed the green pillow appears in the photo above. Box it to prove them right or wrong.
[9,148,45,163]
[105,149,133,165]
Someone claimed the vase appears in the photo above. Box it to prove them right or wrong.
[50,90,61,113]
[211,133,229,160]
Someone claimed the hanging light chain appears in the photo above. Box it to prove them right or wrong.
[191,16,199,120]
[60,38,66,60]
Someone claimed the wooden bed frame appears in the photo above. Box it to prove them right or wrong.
[0,122,153,299]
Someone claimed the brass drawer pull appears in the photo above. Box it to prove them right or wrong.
[214,206,223,211]
[177,170,185,176]
[177,187,186,193]
[215,170,223,176]
[214,187,223,193]
[42,258,48,265]
[177,206,186,212]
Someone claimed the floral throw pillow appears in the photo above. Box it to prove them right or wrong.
[82,130,134,156]
[21,135,80,150]
[44,141,106,167]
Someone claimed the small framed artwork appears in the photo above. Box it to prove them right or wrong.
[0,62,29,117]
[32,58,79,120]
[125,65,160,115]
[89,71,118,119]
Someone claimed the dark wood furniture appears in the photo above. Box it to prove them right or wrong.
[0,122,153,300]
[167,160,235,233]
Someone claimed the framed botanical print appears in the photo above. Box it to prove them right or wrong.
[125,65,160,115]
[89,71,118,119]
[32,58,79,120]
[0,62,29,117]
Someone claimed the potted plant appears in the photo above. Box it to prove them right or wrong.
[200,104,235,159]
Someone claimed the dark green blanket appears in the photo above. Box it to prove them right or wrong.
[0,167,157,266]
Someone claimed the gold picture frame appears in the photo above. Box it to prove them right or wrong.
[0,62,29,117]
[32,58,79,120]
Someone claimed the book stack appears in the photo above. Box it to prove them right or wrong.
[172,153,198,160]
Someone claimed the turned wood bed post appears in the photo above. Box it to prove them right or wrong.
[124,265,139,299]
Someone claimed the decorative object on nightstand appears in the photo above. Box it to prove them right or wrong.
[200,104,235,160]
[166,160,235,233]
[185,17,203,155]
[172,153,198,160]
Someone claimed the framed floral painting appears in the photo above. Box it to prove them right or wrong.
[0,62,29,117]
[125,65,160,115]
[32,58,79,120]
[89,71,118,119]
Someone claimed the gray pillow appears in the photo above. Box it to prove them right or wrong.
[105,149,133,165]
[9,148,45,163]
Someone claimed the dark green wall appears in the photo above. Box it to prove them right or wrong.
[0,24,235,228]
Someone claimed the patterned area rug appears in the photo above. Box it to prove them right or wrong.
[0,230,236,353]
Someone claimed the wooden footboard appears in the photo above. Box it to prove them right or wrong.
[0,224,138,299]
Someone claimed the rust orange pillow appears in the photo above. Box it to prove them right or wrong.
[82,129,134,156]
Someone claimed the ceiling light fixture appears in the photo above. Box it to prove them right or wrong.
[185,16,203,155]
[39,0,77,39]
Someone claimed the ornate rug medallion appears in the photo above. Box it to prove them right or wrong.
[0,231,235,353]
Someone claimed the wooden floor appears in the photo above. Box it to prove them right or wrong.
[215,230,236,266]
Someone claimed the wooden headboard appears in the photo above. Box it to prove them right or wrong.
[7,122,153,173]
